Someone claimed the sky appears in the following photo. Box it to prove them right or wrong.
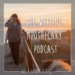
[4,4,71,31]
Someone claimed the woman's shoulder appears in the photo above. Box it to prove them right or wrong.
[19,24,21,27]
[18,24,22,28]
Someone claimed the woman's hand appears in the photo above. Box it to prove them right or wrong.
[22,32,25,36]
[10,16,13,22]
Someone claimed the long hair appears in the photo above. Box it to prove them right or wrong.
[11,14,21,26]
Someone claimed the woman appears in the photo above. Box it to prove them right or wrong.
[5,14,25,68]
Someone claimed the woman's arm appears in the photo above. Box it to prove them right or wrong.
[5,17,11,27]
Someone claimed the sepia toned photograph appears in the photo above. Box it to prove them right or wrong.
[4,4,71,72]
